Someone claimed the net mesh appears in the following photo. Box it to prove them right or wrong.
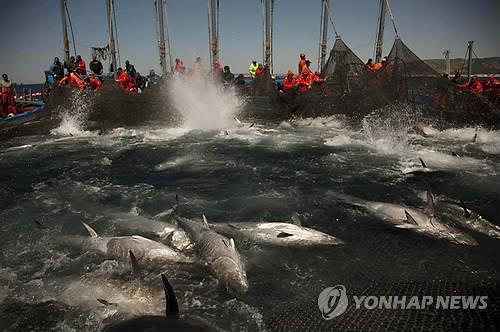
[288,37,498,122]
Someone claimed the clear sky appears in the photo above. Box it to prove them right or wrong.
[1,0,498,83]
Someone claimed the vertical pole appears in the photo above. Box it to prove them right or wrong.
[106,0,118,76]
[156,0,167,76]
[467,41,473,81]
[319,0,329,72]
[60,0,70,63]
[262,0,271,74]
[207,0,219,71]
[164,0,174,73]
[374,0,387,63]
[443,49,450,76]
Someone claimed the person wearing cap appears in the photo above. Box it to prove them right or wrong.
[249,60,258,79]
[282,70,298,94]
[312,71,326,85]
[298,52,307,75]
[297,67,314,93]
[1,74,17,116]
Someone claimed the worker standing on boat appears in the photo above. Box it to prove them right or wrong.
[89,56,103,75]
[249,61,258,79]
[174,58,185,73]
[255,64,264,77]
[75,55,87,76]
[116,68,130,90]
[297,68,314,93]
[146,70,161,86]
[193,57,203,75]
[65,56,77,73]
[366,58,376,72]
[298,53,308,75]
[1,74,17,116]
[312,71,326,85]
[282,70,298,94]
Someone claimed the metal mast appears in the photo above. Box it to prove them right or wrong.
[106,0,118,76]
[318,0,329,72]
[467,41,474,81]
[207,0,219,70]
[443,49,450,76]
[155,0,168,76]
[374,0,387,63]
[60,0,70,63]
[261,0,274,75]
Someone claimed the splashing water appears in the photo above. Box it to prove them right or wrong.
[362,103,418,155]
[51,90,95,136]
[167,75,244,130]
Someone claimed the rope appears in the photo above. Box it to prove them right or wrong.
[112,0,121,67]
[385,0,399,38]
[64,2,77,56]
[459,46,469,74]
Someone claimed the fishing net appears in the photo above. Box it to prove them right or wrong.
[289,37,498,125]
[321,37,369,93]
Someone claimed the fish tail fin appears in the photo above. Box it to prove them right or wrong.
[81,222,99,238]
[161,274,180,320]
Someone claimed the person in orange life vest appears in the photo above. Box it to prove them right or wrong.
[116,68,130,90]
[372,57,385,72]
[58,70,86,89]
[282,70,298,94]
[466,76,483,94]
[75,55,87,76]
[255,64,264,77]
[312,71,326,85]
[298,52,307,75]
[127,65,138,92]
[366,58,377,72]
[193,57,203,74]
[87,76,102,90]
[1,74,17,116]
[297,68,314,93]
[174,58,185,73]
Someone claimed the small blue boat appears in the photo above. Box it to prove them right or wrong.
[1,100,45,123]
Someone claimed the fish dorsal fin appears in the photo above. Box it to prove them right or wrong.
[161,274,179,320]
[230,238,235,249]
[222,238,230,248]
[472,128,478,143]
[129,250,140,279]
[418,157,427,168]
[249,123,255,128]
[459,199,471,219]
[202,214,210,228]
[424,191,435,216]
[404,210,418,225]
[171,194,179,214]
[33,219,47,229]
[277,232,294,238]
[81,222,99,238]
[291,212,302,226]
[97,298,116,306]
[451,151,461,158]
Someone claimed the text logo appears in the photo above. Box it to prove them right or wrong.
[318,285,348,320]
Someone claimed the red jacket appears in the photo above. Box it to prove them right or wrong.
[298,59,307,74]
[297,73,314,93]
[283,76,297,93]
[77,60,87,76]
[117,71,129,90]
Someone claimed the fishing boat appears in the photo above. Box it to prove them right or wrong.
[1,100,44,124]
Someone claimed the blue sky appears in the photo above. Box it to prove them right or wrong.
[1,0,498,83]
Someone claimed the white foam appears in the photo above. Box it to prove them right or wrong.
[168,76,244,130]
